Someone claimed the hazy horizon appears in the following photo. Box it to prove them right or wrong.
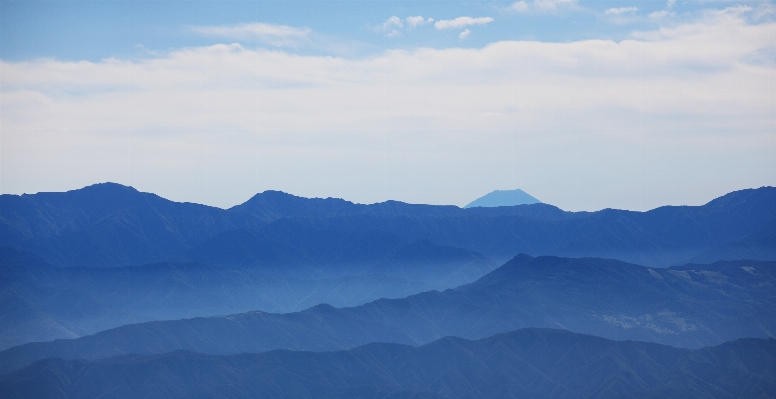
[2,0,775,211]
[5,181,771,213]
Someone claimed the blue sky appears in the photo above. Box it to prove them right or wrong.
[2,0,749,60]
[1,0,775,211]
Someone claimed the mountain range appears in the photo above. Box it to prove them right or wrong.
[2,254,773,375]
[1,184,775,350]
[3,183,774,269]
[1,328,773,399]
[0,244,492,350]
[1,183,775,397]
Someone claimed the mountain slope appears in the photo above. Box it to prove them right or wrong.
[2,184,775,268]
[1,245,490,350]
[1,329,774,399]
[235,187,776,266]
[181,221,494,284]
[2,255,773,374]
[689,218,776,264]
[464,189,541,208]
[229,189,467,221]
[0,183,265,267]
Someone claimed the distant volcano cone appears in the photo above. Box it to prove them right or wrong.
[464,189,541,208]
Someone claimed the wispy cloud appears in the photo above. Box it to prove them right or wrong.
[510,1,530,13]
[382,16,403,29]
[434,16,494,30]
[605,7,638,16]
[649,10,674,20]
[406,16,434,27]
[191,23,311,47]
[376,16,405,37]
[511,0,579,13]
[459,29,471,39]
[648,0,682,21]
[753,3,776,20]
[534,0,577,11]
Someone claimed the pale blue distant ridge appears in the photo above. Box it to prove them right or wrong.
[464,189,541,208]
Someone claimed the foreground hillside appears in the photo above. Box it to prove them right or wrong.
[2,328,773,399]
[3,255,773,374]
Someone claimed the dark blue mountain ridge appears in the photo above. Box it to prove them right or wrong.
[230,189,464,220]
[244,186,776,266]
[230,188,568,221]
[0,183,561,267]
[1,328,773,399]
[1,183,214,241]
[2,183,774,268]
[232,185,774,221]
[2,254,773,374]
[0,183,267,267]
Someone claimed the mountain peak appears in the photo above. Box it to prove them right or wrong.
[703,186,776,208]
[464,189,541,208]
[229,190,309,220]
[229,190,359,221]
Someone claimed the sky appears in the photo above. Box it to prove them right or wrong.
[1,0,775,211]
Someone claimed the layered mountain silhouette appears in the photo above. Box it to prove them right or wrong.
[226,186,776,266]
[2,185,775,350]
[464,188,541,208]
[230,189,464,220]
[1,184,775,396]
[3,254,773,374]
[2,183,774,269]
[0,183,265,267]
[179,221,493,283]
[0,244,492,350]
[1,328,773,399]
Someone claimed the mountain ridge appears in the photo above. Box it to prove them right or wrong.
[2,254,773,374]
[1,328,773,399]
[3,183,774,268]
[0,244,492,350]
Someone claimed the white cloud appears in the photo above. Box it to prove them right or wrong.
[434,16,494,30]
[753,4,776,19]
[510,1,530,12]
[382,16,403,29]
[605,7,638,15]
[2,8,775,209]
[375,16,405,37]
[649,10,673,20]
[5,10,772,132]
[667,0,676,10]
[406,16,434,27]
[191,23,311,47]
[509,0,579,14]
[459,29,471,39]
[534,0,577,11]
